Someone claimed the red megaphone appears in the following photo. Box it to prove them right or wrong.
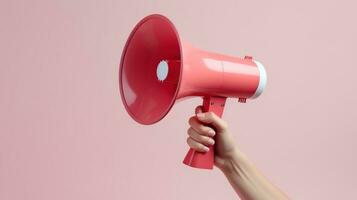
[119,14,267,169]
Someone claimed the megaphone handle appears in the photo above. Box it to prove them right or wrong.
[182,96,227,169]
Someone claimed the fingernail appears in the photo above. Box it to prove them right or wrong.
[208,139,215,145]
[208,130,215,136]
[203,146,210,152]
[196,113,204,119]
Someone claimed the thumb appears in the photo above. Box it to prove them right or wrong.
[195,106,203,114]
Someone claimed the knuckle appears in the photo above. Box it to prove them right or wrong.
[196,134,204,142]
[186,137,191,144]
[195,128,204,135]
[186,128,193,136]
[188,116,195,125]
[187,138,196,148]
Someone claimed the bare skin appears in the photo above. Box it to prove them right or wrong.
[186,106,289,200]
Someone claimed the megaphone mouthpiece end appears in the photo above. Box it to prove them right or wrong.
[251,60,267,99]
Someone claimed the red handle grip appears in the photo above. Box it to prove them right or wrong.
[182,96,226,169]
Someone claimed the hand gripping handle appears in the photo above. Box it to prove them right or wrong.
[182,96,227,169]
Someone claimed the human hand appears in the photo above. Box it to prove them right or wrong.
[186,105,238,170]
[186,106,290,200]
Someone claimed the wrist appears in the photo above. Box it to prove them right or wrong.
[219,148,249,175]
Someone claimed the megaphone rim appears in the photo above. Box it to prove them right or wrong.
[119,14,183,125]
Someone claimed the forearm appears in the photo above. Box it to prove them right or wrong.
[220,149,289,200]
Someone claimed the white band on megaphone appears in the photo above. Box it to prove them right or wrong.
[251,60,267,99]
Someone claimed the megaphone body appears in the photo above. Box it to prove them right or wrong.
[119,14,267,169]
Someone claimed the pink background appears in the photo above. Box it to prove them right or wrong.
[1,0,356,199]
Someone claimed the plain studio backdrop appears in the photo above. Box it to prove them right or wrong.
[1,0,356,199]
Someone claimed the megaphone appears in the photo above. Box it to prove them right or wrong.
[119,14,267,169]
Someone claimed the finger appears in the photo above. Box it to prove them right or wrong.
[195,106,203,115]
[188,116,216,137]
[196,112,228,131]
[187,127,215,146]
[186,137,209,152]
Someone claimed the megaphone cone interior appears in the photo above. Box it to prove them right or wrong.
[120,15,182,125]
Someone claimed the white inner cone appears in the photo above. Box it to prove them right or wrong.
[156,60,169,81]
